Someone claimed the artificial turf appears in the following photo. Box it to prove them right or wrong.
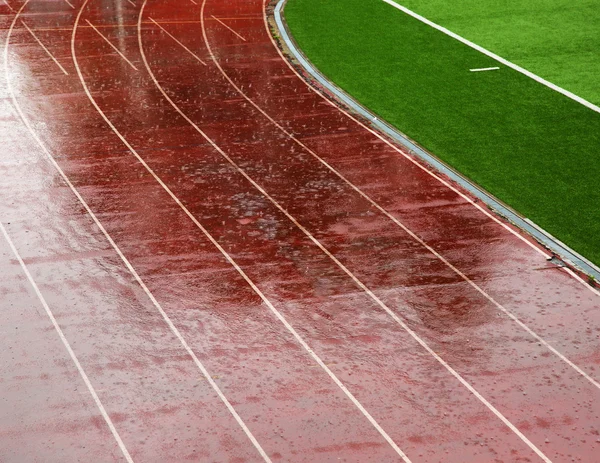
[392,0,600,107]
[284,0,600,267]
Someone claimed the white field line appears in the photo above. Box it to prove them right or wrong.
[267,2,600,301]
[4,4,131,461]
[211,15,246,41]
[127,0,136,6]
[149,2,546,460]
[64,0,75,9]
[6,3,270,462]
[382,0,600,114]
[190,0,198,5]
[213,0,600,392]
[470,66,499,72]
[22,21,69,75]
[149,18,206,66]
[141,4,409,461]
[85,20,138,70]
[0,223,134,462]
[3,0,15,12]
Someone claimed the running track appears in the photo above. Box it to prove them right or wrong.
[1,0,599,461]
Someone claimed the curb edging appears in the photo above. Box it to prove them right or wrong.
[272,0,600,283]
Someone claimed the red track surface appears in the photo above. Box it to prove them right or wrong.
[1,0,599,461]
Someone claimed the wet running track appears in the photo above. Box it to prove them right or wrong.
[1,0,599,461]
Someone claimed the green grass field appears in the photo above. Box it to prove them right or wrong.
[395,0,600,106]
[284,0,600,267]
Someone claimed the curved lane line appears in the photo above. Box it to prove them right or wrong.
[5,2,271,462]
[135,2,413,460]
[73,1,412,461]
[3,3,132,462]
[71,3,273,462]
[265,2,547,257]
[143,0,550,460]
[0,224,134,462]
[206,0,600,391]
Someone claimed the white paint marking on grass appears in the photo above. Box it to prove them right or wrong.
[211,15,246,41]
[0,223,134,462]
[149,18,206,65]
[382,0,600,114]
[85,19,138,70]
[470,66,499,72]
[64,0,75,9]
[22,21,69,75]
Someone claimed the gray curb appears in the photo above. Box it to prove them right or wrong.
[272,0,600,283]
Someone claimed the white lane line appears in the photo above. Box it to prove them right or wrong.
[3,0,15,12]
[4,7,131,462]
[190,0,197,4]
[64,0,75,9]
[22,21,69,75]
[85,20,138,71]
[6,3,270,462]
[149,18,206,66]
[73,4,267,463]
[127,0,135,6]
[141,4,408,461]
[150,2,544,460]
[470,66,499,72]
[270,0,600,384]
[565,267,600,297]
[211,15,246,41]
[382,0,600,114]
[0,223,134,463]
[267,3,600,302]
[232,1,600,392]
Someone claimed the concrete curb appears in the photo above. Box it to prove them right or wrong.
[272,0,600,283]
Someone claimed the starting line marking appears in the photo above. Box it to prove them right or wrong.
[470,66,499,72]
[22,21,69,75]
[382,0,600,115]
[85,19,139,71]
[149,18,207,66]
[3,0,15,12]
[211,15,246,41]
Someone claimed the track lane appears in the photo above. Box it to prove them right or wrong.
[3,0,600,461]
[3,3,427,462]
[201,0,600,382]
[200,0,600,389]
[136,1,600,462]
[63,1,564,462]
[62,0,552,460]
[3,4,288,462]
